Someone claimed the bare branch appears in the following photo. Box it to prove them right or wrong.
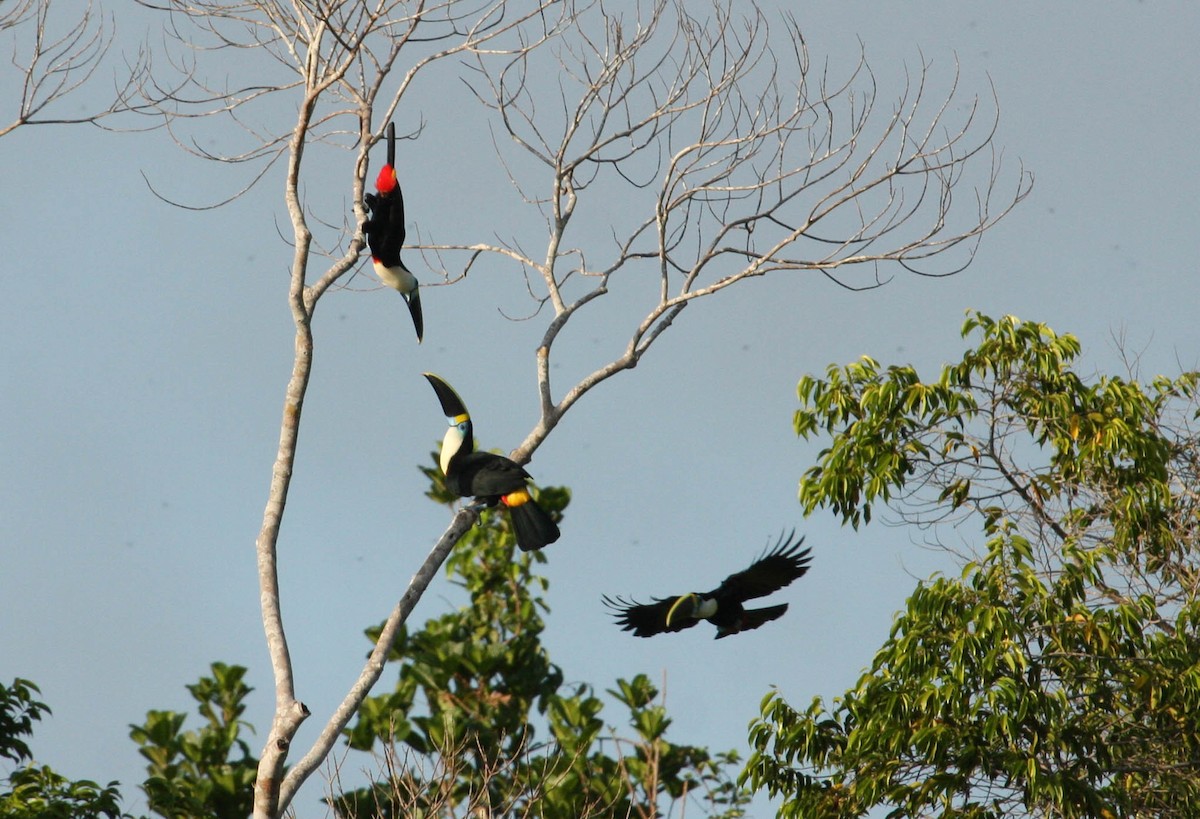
[446,0,1031,462]
[134,3,577,816]
[0,0,148,137]
[276,507,480,814]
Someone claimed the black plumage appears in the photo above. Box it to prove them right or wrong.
[604,531,811,639]
[363,123,403,260]
[363,122,423,342]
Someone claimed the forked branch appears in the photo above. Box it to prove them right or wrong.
[447,0,1031,462]
[0,0,148,137]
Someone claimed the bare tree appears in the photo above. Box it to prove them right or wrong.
[135,0,1031,815]
[0,0,146,137]
[458,0,1030,459]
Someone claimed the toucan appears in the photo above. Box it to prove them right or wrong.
[603,531,811,639]
[363,122,423,342]
[423,372,561,551]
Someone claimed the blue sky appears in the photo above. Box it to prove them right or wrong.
[3,2,1199,816]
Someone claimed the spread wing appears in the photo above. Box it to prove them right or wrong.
[602,595,698,637]
[712,530,811,603]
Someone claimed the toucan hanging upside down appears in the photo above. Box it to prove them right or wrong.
[603,531,811,639]
[423,372,561,551]
[363,122,423,342]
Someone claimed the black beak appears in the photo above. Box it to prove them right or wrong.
[423,372,469,420]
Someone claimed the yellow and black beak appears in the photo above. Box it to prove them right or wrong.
[423,372,470,423]
[666,593,700,628]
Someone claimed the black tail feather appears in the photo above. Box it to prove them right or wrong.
[508,499,560,551]
[714,603,788,639]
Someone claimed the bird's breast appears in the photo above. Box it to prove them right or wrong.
[373,260,417,295]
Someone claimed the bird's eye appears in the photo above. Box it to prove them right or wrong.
[457,422,469,434]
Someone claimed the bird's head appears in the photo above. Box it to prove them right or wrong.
[666,593,707,627]
[375,164,398,195]
[424,373,473,473]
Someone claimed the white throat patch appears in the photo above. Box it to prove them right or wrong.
[440,424,464,474]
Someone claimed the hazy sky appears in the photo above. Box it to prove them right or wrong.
[3,2,1198,816]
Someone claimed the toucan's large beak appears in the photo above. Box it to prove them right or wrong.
[407,288,424,344]
[424,372,469,421]
[666,593,699,627]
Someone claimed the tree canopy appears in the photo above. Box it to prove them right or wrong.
[7,460,743,819]
[0,679,125,819]
[746,312,1200,818]
[333,458,747,818]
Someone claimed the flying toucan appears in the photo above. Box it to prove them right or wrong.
[603,531,811,639]
[363,122,424,342]
[423,372,561,552]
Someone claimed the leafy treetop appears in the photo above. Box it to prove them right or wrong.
[747,312,1200,819]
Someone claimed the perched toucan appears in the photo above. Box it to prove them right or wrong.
[423,372,561,551]
[363,122,423,342]
[603,531,811,639]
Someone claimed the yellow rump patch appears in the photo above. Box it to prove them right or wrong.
[501,489,531,507]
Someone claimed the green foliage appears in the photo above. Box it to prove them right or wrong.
[0,678,128,819]
[0,679,47,766]
[129,662,258,819]
[749,312,1200,818]
[0,453,742,819]
[336,455,747,818]
[0,766,126,819]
